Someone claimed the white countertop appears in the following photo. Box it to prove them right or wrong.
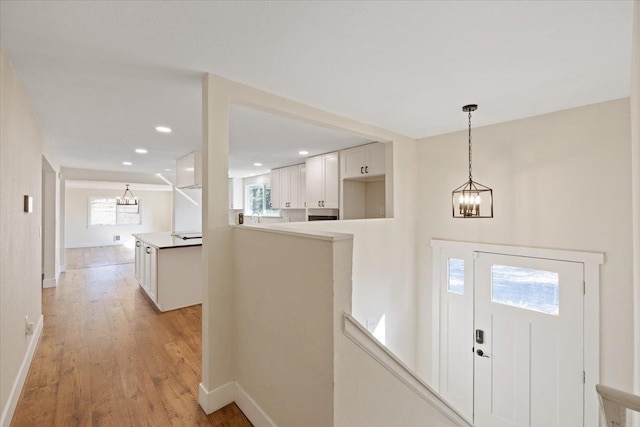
[133,232,202,249]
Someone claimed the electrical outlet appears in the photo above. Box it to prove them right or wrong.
[25,316,34,335]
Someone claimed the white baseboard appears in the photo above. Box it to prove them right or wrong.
[0,314,43,427]
[234,382,278,427]
[42,277,57,288]
[199,381,277,427]
[199,381,234,414]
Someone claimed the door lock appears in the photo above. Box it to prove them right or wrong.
[476,349,490,358]
[475,329,484,344]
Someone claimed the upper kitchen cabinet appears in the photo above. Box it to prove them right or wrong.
[341,142,386,179]
[271,164,305,209]
[176,151,202,189]
[306,152,339,209]
[228,177,244,210]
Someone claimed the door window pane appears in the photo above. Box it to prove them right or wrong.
[447,258,464,295]
[491,265,559,315]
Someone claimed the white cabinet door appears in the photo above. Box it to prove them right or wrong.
[342,146,368,179]
[288,166,300,209]
[148,246,158,302]
[366,142,386,176]
[176,151,202,189]
[228,178,244,209]
[340,143,386,179]
[143,245,152,292]
[306,156,324,208]
[271,168,282,209]
[280,167,291,208]
[135,239,143,283]
[322,153,339,208]
[298,164,306,208]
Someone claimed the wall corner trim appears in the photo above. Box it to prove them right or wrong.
[199,381,278,427]
[0,314,43,427]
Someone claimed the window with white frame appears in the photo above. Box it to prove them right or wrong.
[89,197,141,226]
[244,184,278,216]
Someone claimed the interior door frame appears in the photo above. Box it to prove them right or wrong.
[430,239,604,427]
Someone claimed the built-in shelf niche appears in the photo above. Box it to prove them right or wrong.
[341,175,386,220]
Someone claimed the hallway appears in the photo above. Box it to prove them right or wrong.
[12,258,251,426]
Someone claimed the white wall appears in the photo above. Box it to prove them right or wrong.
[0,43,44,425]
[415,99,633,392]
[631,0,640,404]
[173,187,202,233]
[65,187,172,248]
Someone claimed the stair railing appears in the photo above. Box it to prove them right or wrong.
[596,384,640,427]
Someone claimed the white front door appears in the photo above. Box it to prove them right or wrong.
[438,251,585,426]
[473,253,584,427]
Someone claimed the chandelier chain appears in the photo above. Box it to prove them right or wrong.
[468,111,472,181]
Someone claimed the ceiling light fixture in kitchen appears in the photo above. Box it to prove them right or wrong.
[299,150,309,155]
[253,162,262,167]
[135,148,148,154]
[122,161,132,166]
[117,184,138,207]
[155,126,172,133]
[452,104,493,218]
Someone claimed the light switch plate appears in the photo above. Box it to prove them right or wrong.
[24,195,32,213]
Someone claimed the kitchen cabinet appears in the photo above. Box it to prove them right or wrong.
[306,152,339,209]
[132,233,202,312]
[341,142,386,179]
[271,164,305,209]
[228,177,244,210]
[176,151,202,189]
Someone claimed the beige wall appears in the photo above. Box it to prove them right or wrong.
[65,187,171,248]
[631,0,640,399]
[416,99,633,391]
[202,73,419,402]
[233,227,341,427]
[0,44,44,423]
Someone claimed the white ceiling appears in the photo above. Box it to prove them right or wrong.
[0,1,633,176]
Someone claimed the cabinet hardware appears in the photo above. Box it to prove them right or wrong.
[318,201,321,207]
[136,241,141,247]
[321,201,325,207]
[146,247,151,254]
[365,166,368,173]
[361,166,364,174]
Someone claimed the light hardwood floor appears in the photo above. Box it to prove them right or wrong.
[12,254,252,426]
[66,244,136,270]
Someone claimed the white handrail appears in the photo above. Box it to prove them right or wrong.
[596,384,640,426]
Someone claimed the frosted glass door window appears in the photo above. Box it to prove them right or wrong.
[447,258,464,294]
[491,265,559,315]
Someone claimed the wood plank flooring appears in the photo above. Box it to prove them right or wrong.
[66,244,135,270]
[12,250,252,427]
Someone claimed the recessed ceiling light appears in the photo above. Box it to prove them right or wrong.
[164,168,171,171]
[155,126,171,133]
[186,167,195,172]
[253,162,262,167]
[135,148,148,154]
[299,150,309,155]
[122,161,132,166]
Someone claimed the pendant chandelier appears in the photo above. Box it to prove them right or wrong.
[117,184,138,206]
[452,104,493,218]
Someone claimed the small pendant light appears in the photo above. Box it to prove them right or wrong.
[452,104,493,218]
[117,184,138,206]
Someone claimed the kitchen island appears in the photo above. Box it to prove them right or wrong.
[133,232,202,312]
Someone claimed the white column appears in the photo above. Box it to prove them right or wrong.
[200,73,235,412]
[632,0,640,416]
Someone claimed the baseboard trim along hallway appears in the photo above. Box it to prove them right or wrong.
[0,314,43,427]
[200,380,278,427]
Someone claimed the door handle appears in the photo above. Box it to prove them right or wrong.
[476,349,490,358]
